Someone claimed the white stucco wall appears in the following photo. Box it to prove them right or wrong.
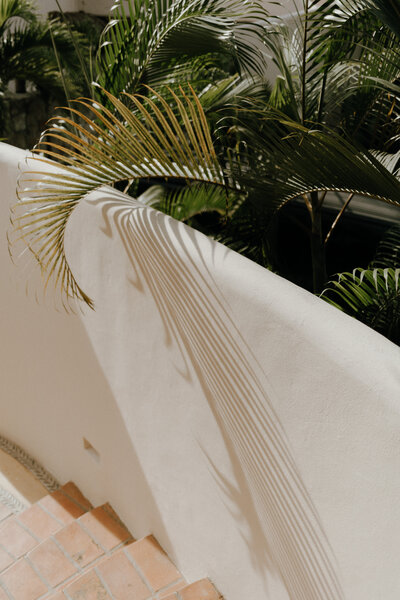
[37,0,79,15]
[1,143,400,599]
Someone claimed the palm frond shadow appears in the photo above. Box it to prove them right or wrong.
[199,438,275,583]
[91,194,344,600]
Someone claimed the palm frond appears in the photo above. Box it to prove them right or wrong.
[0,18,80,93]
[321,267,400,345]
[143,53,229,92]
[0,0,36,33]
[371,225,400,267]
[10,86,225,309]
[339,26,400,146]
[140,182,231,223]
[313,0,400,141]
[370,150,400,176]
[263,1,368,123]
[265,1,400,128]
[231,107,400,210]
[199,73,271,113]
[95,0,268,97]
[264,24,303,120]
[361,0,400,39]
[217,194,277,270]
[308,1,378,63]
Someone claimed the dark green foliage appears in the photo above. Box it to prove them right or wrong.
[0,0,80,96]
[321,267,400,344]
[321,225,400,345]
[94,0,268,99]
[9,0,400,321]
[372,225,400,268]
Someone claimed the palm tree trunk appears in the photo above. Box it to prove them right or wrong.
[310,191,327,294]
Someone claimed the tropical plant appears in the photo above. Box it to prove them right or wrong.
[321,225,400,345]
[10,0,270,307]
[10,0,400,311]
[372,225,400,268]
[133,0,400,293]
[12,87,228,308]
[219,0,400,293]
[0,0,79,96]
[94,0,267,96]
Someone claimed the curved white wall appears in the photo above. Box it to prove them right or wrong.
[1,143,400,599]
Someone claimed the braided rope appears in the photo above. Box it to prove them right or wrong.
[0,485,27,514]
[0,434,60,492]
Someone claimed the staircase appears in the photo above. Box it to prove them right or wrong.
[0,482,221,600]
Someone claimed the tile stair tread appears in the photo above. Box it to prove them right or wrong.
[0,483,93,571]
[0,483,223,600]
[59,537,186,600]
[178,579,222,599]
[77,503,133,552]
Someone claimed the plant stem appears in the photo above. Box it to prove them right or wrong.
[309,191,327,293]
[301,0,309,125]
[325,192,354,245]
[54,0,92,97]
[317,70,327,125]
[49,24,71,107]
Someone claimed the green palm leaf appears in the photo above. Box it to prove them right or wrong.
[371,225,400,268]
[11,86,225,309]
[262,2,361,124]
[231,107,400,208]
[0,0,36,34]
[265,1,399,129]
[95,0,268,97]
[0,19,79,92]
[321,267,400,344]
[199,73,271,114]
[217,194,277,270]
[139,182,231,223]
[361,0,400,39]
[315,0,400,137]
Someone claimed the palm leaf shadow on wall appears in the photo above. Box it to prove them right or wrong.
[93,192,344,600]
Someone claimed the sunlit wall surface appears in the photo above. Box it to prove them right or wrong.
[2,143,400,599]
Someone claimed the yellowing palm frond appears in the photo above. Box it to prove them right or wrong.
[11,85,225,310]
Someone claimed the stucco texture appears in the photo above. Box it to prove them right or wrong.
[1,143,400,599]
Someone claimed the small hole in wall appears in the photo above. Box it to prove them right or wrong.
[83,438,100,463]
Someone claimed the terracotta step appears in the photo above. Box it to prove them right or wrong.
[0,482,223,600]
[59,535,186,599]
[0,482,91,568]
[0,486,133,599]
[163,578,222,600]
